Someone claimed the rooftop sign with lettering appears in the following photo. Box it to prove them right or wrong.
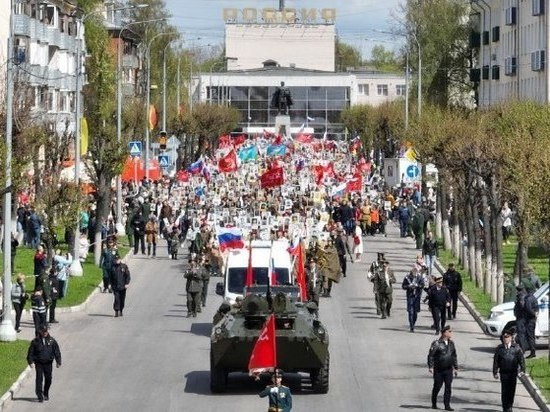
[223,8,336,24]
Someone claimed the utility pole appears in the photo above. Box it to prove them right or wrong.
[279,0,285,11]
[0,0,16,342]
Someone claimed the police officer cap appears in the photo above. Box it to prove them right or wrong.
[515,285,524,291]
[38,325,48,333]
[501,329,513,338]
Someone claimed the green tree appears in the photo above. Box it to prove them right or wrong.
[369,45,401,72]
[400,0,473,108]
[335,39,363,71]
[81,2,129,262]
[177,103,240,159]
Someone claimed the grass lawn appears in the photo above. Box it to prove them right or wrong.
[0,340,30,397]
[526,357,550,401]
[4,244,129,309]
[438,237,550,403]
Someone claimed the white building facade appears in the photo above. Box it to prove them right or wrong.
[225,24,335,72]
[472,0,549,107]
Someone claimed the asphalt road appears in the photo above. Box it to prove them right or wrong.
[5,224,541,412]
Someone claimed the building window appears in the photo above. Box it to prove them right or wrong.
[358,84,369,95]
[377,84,388,96]
[396,85,406,96]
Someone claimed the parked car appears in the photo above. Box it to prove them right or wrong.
[484,282,549,340]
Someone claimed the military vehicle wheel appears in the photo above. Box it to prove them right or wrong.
[311,353,329,393]
[210,352,228,393]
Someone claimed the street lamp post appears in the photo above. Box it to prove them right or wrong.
[145,32,177,179]
[116,17,162,236]
[162,40,176,132]
[0,0,16,342]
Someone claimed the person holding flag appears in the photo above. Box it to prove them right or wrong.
[259,369,293,412]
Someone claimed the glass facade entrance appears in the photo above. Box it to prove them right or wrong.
[207,85,351,138]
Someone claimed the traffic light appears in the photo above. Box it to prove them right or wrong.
[159,131,167,150]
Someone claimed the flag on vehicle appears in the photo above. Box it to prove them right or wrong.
[217,227,245,252]
[248,314,277,376]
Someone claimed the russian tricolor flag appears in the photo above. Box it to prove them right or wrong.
[187,159,203,174]
[217,227,245,252]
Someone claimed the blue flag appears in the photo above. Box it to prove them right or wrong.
[238,146,258,162]
[266,144,286,157]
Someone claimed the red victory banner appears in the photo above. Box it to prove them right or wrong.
[260,167,284,189]
[218,150,238,173]
[248,314,277,376]
[346,173,363,192]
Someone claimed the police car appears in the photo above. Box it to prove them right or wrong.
[484,282,549,339]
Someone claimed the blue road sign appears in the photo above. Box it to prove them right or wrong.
[406,164,420,179]
[128,141,142,157]
[158,155,169,169]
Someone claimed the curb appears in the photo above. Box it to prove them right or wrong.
[0,366,32,412]
[434,259,550,412]
[0,251,130,410]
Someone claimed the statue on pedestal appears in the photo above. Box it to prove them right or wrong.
[270,81,293,116]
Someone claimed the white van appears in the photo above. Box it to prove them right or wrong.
[217,240,293,304]
[484,282,549,340]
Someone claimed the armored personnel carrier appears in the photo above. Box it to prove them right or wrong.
[210,285,329,393]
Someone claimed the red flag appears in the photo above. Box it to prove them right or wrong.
[357,157,372,173]
[295,133,313,144]
[263,129,274,139]
[218,150,238,173]
[260,167,284,189]
[346,174,363,192]
[245,243,253,288]
[273,134,283,145]
[248,314,277,375]
[176,169,189,182]
[233,134,246,147]
[324,162,336,178]
[218,134,231,149]
[313,165,324,186]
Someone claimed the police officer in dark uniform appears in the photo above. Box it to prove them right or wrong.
[493,329,525,412]
[259,369,292,412]
[443,263,462,319]
[109,253,131,317]
[428,325,458,411]
[200,255,211,308]
[27,325,62,402]
[185,258,203,317]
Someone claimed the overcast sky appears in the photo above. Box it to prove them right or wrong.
[164,0,403,59]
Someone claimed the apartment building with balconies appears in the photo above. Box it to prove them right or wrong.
[0,0,80,136]
[470,0,549,107]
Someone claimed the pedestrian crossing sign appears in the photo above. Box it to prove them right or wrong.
[158,155,169,169]
[128,141,142,157]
